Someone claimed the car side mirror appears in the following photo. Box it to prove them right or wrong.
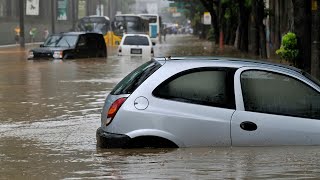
[40,44,44,47]
[152,42,156,46]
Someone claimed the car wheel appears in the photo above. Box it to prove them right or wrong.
[127,136,178,148]
[63,54,72,59]
[63,54,69,59]
[98,51,107,57]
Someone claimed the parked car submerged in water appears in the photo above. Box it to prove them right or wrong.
[97,56,320,148]
[118,34,154,57]
[27,32,107,60]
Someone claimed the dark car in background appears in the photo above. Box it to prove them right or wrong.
[27,32,107,60]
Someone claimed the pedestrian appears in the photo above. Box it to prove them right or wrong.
[14,26,20,44]
[162,28,167,42]
[29,27,37,43]
[43,28,49,41]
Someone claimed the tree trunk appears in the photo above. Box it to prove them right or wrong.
[292,0,312,71]
[311,0,320,79]
[274,0,281,52]
[199,0,220,44]
[251,1,260,55]
[238,1,250,52]
[258,0,267,58]
[210,11,219,44]
[219,2,226,50]
[259,24,268,59]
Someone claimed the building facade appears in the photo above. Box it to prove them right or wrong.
[0,0,131,45]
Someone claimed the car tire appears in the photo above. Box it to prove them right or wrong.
[97,51,107,58]
[63,54,69,59]
[63,54,73,59]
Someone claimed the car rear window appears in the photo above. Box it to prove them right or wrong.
[111,60,161,95]
[123,36,150,46]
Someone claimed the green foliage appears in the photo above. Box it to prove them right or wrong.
[276,32,299,65]
[245,0,252,8]
[207,27,215,41]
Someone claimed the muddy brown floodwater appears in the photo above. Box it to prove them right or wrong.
[1,35,320,179]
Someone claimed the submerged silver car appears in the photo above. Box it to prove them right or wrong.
[97,57,320,148]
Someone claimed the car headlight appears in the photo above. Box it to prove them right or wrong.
[53,51,63,59]
[28,51,34,59]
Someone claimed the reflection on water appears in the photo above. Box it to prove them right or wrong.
[0,35,317,179]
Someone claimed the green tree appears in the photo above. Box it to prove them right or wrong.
[276,32,299,65]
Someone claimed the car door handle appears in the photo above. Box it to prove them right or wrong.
[240,121,257,131]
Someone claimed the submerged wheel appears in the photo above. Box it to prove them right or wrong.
[126,136,178,148]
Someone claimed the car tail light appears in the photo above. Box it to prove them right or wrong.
[105,97,126,126]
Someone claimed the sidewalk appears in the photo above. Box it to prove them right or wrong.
[162,34,278,63]
[0,42,42,54]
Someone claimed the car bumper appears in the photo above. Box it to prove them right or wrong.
[27,57,60,60]
[96,127,131,148]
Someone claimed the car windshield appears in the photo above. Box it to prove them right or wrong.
[111,60,161,95]
[43,35,78,47]
[123,36,150,46]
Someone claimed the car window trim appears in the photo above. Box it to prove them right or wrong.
[235,67,320,119]
[234,67,320,111]
[152,67,237,109]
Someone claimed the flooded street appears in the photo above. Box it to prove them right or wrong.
[1,35,320,179]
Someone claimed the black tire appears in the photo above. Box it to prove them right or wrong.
[63,54,73,59]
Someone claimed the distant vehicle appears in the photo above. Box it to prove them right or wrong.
[139,14,162,44]
[112,14,149,45]
[77,15,120,47]
[118,34,154,57]
[27,32,107,60]
[97,57,320,148]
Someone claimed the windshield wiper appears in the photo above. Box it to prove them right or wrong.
[62,38,71,47]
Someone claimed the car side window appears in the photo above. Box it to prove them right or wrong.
[77,36,86,47]
[153,68,236,109]
[241,70,320,119]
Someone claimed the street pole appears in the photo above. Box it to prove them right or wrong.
[99,0,102,16]
[51,0,56,34]
[108,0,112,19]
[72,0,76,30]
[19,0,25,48]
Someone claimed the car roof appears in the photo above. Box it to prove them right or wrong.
[115,14,140,17]
[86,15,110,20]
[123,34,150,38]
[51,32,102,36]
[153,56,303,74]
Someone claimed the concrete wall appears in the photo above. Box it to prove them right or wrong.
[0,0,135,46]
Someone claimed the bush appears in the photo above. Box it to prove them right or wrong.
[276,32,299,65]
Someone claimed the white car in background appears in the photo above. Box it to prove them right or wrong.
[118,34,154,57]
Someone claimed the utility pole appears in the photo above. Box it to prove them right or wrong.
[99,0,102,16]
[108,0,114,20]
[19,0,25,48]
[72,0,77,30]
[51,0,56,34]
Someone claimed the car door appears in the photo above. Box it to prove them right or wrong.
[150,67,236,147]
[86,34,100,57]
[75,35,89,58]
[231,67,320,146]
